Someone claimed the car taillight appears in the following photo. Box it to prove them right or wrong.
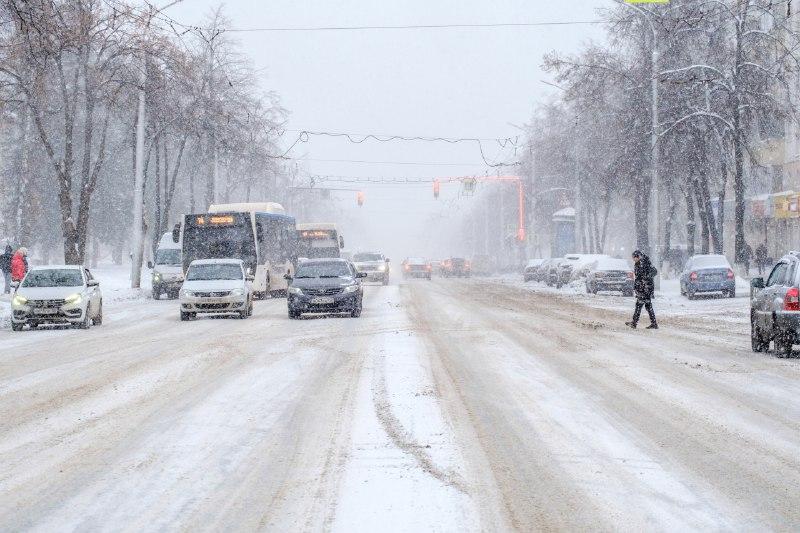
[785,287,800,311]
[727,268,735,279]
[404,264,410,271]
[627,271,634,280]
[689,271,698,281]
[426,264,431,270]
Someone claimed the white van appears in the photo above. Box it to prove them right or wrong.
[148,232,183,299]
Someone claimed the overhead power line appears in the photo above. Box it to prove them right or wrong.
[291,157,510,167]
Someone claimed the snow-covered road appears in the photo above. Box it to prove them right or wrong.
[1,275,799,531]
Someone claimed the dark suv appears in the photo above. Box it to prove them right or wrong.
[286,259,366,319]
[750,251,800,357]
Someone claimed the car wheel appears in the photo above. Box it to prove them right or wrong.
[76,312,90,329]
[382,277,389,286]
[751,319,769,353]
[288,308,300,319]
[351,304,362,318]
[180,311,194,321]
[686,290,695,300]
[11,321,23,332]
[93,302,103,326]
[152,288,160,300]
[775,331,794,358]
[728,289,736,298]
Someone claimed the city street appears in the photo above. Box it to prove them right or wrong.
[1,276,798,531]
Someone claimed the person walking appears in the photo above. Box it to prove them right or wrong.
[755,243,768,276]
[0,245,13,293]
[741,242,753,277]
[626,250,658,329]
[11,247,28,283]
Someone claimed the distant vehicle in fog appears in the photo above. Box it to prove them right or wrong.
[296,223,344,259]
[470,254,494,276]
[680,254,736,299]
[585,257,634,296]
[443,257,470,278]
[352,252,390,285]
[402,257,432,280]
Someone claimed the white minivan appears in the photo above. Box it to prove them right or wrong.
[148,232,183,300]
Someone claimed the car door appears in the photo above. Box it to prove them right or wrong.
[759,262,787,333]
[84,268,99,316]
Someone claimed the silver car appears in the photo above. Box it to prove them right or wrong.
[11,265,103,330]
[179,259,254,321]
[352,252,390,285]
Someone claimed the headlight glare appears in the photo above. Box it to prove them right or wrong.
[64,293,82,304]
[12,294,27,306]
[344,285,359,293]
[288,287,303,295]
[377,264,387,272]
[230,288,244,296]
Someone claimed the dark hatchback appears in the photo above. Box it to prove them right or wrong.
[286,259,366,319]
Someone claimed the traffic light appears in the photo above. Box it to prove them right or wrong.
[357,191,364,206]
[433,179,440,199]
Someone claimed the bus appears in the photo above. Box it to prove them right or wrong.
[296,222,344,259]
[174,202,297,298]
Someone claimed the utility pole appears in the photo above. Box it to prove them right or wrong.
[130,0,182,289]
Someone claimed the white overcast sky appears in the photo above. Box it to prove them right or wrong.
[167,0,609,256]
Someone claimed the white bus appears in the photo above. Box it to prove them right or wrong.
[174,202,297,298]
[296,222,344,259]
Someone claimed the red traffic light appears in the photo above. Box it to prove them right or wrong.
[433,179,440,199]
[357,191,364,206]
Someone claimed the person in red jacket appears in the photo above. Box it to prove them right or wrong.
[11,247,28,282]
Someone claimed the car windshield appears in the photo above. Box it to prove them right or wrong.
[155,248,181,265]
[186,263,242,281]
[295,262,352,278]
[407,257,426,264]
[22,269,83,288]
[692,255,730,269]
[353,253,383,262]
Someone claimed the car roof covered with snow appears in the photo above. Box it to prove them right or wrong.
[29,264,83,271]
[688,254,731,269]
[188,258,244,266]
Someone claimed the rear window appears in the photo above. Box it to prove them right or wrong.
[407,257,426,264]
[354,253,383,262]
[691,255,730,269]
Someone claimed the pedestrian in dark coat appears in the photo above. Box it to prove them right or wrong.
[0,245,12,294]
[626,250,658,329]
[755,243,768,275]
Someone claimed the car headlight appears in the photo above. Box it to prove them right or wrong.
[230,288,245,296]
[12,294,27,306]
[288,286,303,295]
[64,293,82,305]
[180,289,193,298]
[343,285,359,293]
[377,264,387,272]
[153,272,162,281]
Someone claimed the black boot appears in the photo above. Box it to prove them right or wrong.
[646,323,658,329]
[625,321,637,328]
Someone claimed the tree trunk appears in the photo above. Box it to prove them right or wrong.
[685,187,696,257]
[635,171,650,253]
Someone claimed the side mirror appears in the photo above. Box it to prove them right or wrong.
[283,274,293,281]
[357,272,367,278]
[172,223,180,243]
[385,258,390,263]
[147,261,154,269]
[87,279,99,287]
[751,277,765,289]
[245,275,255,282]
[339,235,345,249]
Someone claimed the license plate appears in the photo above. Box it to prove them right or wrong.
[33,308,57,315]
[311,297,334,304]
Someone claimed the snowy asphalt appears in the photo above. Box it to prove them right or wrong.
[1,276,799,531]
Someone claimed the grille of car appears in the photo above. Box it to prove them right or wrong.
[196,303,230,310]
[29,299,66,308]
[194,291,230,298]
[305,287,343,296]
[358,264,377,271]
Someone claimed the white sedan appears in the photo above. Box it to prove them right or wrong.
[11,265,103,331]
[179,259,254,321]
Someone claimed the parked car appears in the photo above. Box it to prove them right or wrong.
[680,254,736,299]
[287,258,366,319]
[750,251,800,356]
[11,265,103,330]
[585,257,634,296]
[352,252,390,285]
[179,259,254,321]
[523,258,545,282]
[569,254,611,282]
[545,258,564,286]
[402,257,432,279]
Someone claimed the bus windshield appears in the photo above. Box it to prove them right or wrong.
[297,229,339,258]
[183,218,257,272]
